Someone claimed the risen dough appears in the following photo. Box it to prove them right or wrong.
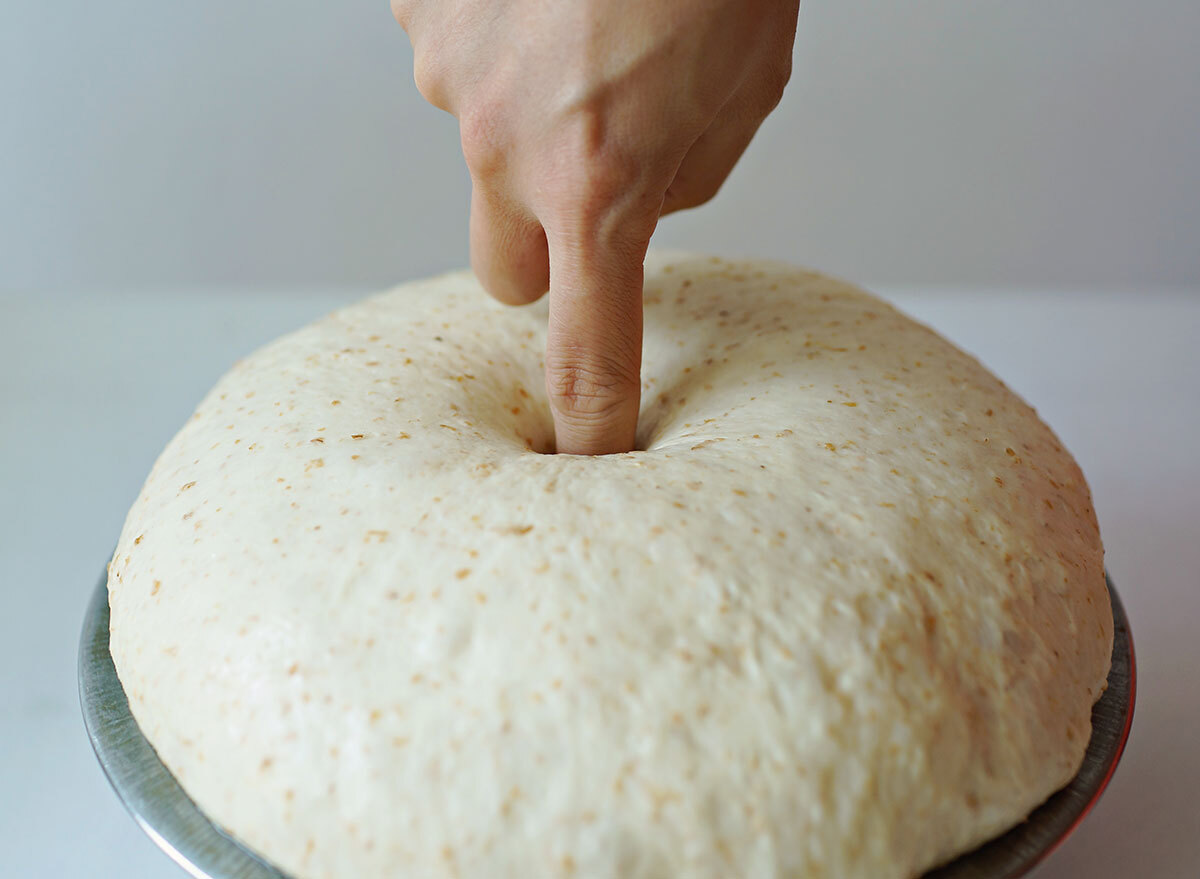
[108,253,1111,879]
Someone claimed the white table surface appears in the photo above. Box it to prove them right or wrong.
[2,283,1197,878]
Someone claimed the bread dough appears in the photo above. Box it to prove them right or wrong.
[107,253,1111,879]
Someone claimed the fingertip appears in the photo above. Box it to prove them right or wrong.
[545,354,641,455]
[543,225,648,456]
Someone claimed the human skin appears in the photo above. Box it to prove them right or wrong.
[391,0,801,454]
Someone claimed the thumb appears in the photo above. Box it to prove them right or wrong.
[543,220,652,455]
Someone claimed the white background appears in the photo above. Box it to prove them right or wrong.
[2,286,1197,877]
[3,0,1200,292]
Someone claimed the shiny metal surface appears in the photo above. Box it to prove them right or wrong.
[80,572,1134,879]
[78,577,288,879]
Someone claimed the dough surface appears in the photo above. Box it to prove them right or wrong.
[108,253,1111,879]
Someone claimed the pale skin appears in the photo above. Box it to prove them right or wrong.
[391,0,801,454]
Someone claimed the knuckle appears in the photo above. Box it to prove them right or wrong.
[552,151,658,235]
[668,177,723,212]
[691,183,722,208]
[459,100,508,178]
[546,355,640,423]
[411,52,448,108]
[754,59,792,117]
[561,162,636,226]
[544,116,647,227]
[577,147,642,204]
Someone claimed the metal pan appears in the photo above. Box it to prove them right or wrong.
[80,571,1135,879]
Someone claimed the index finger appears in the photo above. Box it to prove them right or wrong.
[542,208,657,456]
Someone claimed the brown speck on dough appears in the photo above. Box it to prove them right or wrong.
[305,458,324,472]
[260,757,274,771]
[310,437,325,444]
[288,663,299,675]
[497,524,534,536]
[351,434,364,439]
[180,481,196,492]
[151,580,161,596]
[364,530,389,543]
[134,534,143,545]
[455,568,472,579]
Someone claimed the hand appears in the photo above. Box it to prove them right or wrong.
[392,0,800,454]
